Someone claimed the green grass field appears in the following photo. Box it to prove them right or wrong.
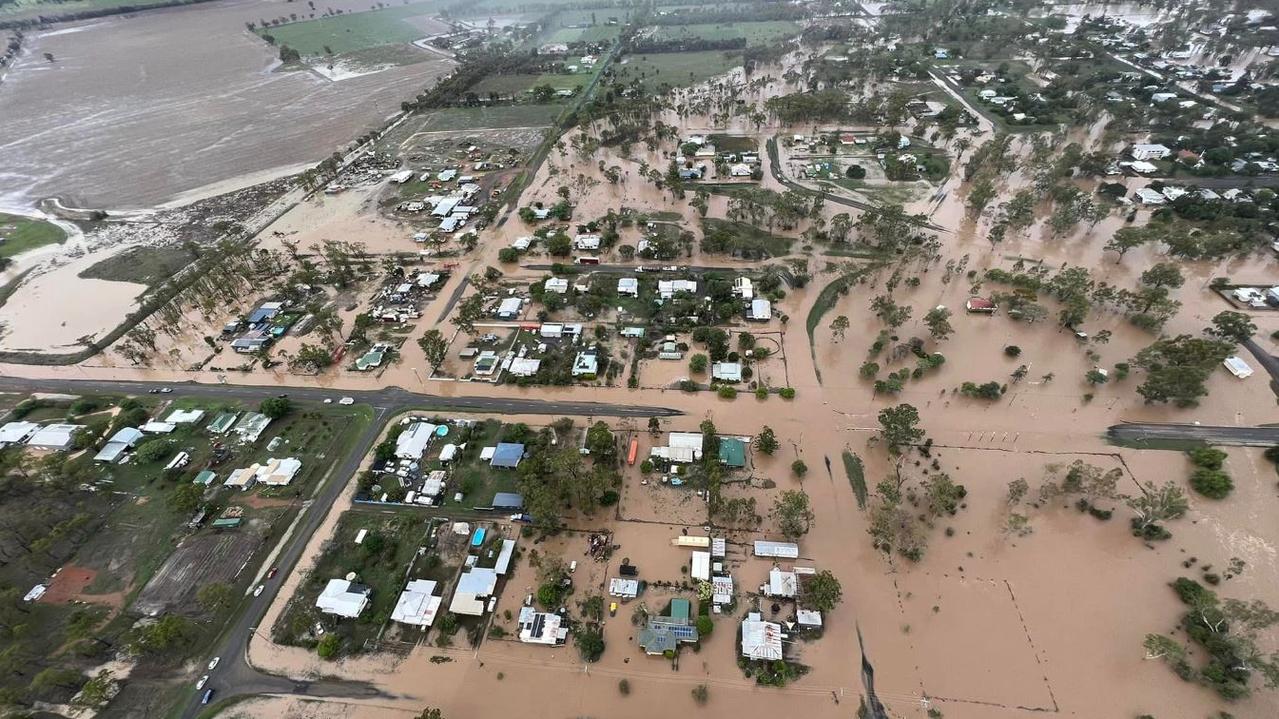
[473,72,587,96]
[0,213,66,259]
[543,24,622,44]
[415,104,566,131]
[648,20,799,44]
[257,1,447,55]
[614,50,742,90]
[0,0,174,18]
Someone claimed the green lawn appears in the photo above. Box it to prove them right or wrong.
[473,72,586,96]
[257,1,448,55]
[0,0,173,17]
[543,24,622,44]
[0,213,66,258]
[415,104,566,131]
[648,20,799,44]
[614,50,742,91]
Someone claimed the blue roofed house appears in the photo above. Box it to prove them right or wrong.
[490,443,525,469]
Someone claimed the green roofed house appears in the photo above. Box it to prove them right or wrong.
[637,598,699,655]
[193,470,217,486]
[207,412,239,434]
[211,517,242,529]
[718,438,747,468]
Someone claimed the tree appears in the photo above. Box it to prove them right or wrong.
[877,404,924,454]
[260,397,291,419]
[1140,262,1185,290]
[196,582,234,613]
[923,306,953,341]
[755,426,779,455]
[691,684,709,705]
[869,501,928,561]
[923,474,967,517]
[1143,633,1187,662]
[804,570,843,612]
[576,626,605,662]
[1208,311,1256,343]
[316,633,341,659]
[1085,369,1109,385]
[585,421,615,464]
[830,315,850,340]
[689,353,708,373]
[791,459,808,477]
[1127,481,1188,537]
[415,709,445,719]
[1133,335,1234,406]
[870,295,911,328]
[1190,468,1233,499]
[129,615,198,655]
[135,439,174,464]
[774,490,814,539]
[451,294,486,334]
[1105,227,1150,262]
[295,344,333,368]
[73,670,114,709]
[418,329,448,373]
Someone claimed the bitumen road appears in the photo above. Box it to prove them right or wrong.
[0,376,678,717]
[1108,422,1279,447]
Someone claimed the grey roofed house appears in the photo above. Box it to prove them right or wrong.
[492,492,524,509]
[449,567,499,615]
[753,540,800,559]
[638,616,698,655]
[231,412,272,443]
[26,423,84,451]
[490,443,525,469]
[93,427,147,463]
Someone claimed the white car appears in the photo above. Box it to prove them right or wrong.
[207,657,220,671]
[254,584,265,597]
[323,398,333,404]
[338,397,355,405]
[196,675,209,690]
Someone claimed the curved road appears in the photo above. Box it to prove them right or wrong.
[0,376,679,717]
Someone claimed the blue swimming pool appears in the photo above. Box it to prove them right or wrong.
[471,527,486,547]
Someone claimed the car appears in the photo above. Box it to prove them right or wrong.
[196,675,209,690]
[207,657,220,670]
[160,387,172,393]
[253,584,264,597]
[276,393,288,399]
[609,602,618,616]
[267,567,278,579]
[201,689,214,705]
[323,398,333,404]
[338,397,355,406]
[148,389,160,394]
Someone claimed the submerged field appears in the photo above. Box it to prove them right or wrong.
[614,50,743,90]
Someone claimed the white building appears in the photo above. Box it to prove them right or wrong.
[497,297,524,319]
[740,612,784,660]
[391,579,443,626]
[649,431,704,463]
[316,578,371,619]
[609,578,639,598]
[691,550,711,581]
[544,277,569,294]
[1131,143,1172,161]
[0,421,38,446]
[26,424,83,451]
[508,357,542,377]
[517,606,568,645]
[617,277,639,297]
[658,279,697,299]
[748,298,772,321]
[574,234,601,251]
[164,409,206,424]
[753,540,799,559]
[712,362,742,382]
[732,277,753,299]
[396,422,438,460]
[572,352,599,378]
[1135,187,1166,205]
[449,568,499,616]
[765,568,798,598]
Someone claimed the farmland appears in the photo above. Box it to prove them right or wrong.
[647,19,800,44]
[613,50,743,91]
[254,1,451,56]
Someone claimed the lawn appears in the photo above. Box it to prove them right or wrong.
[0,212,66,258]
[613,50,742,91]
[473,72,587,96]
[416,104,567,130]
[700,217,792,258]
[648,20,799,44]
[257,1,448,55]
[78,245,197,287]
[543,24,622,44]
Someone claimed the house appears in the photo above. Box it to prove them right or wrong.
[164,409,205,424]
[497,297,524,319]
[544,277,569,294]
[712,575,734,605]
[93,427,145,463]
[223,467,256,490]
[1131,143,1171,161]
[508,357,541,377]
[740,612,784,660]
[438,216,463,233]
[649,432,704,463]
[1128,160,1158,175]
[432,196,461,217]
[391,579,443,626]
[316,578,371,619]
[753,540,799,559]
[733,277,753,299]
[691,550,711,580]
[658,279,697,299]
[0,421,38,447]
[712,362,742,382]
[490,442,525,469]
[638,598,698,654]
[764,568,798,598]
[437,169,458,182]
[574,234,601,251]
[1161,186,1188,201]
[748,298,772,321]
[247,302,282,325]
[718,438,747,468]
[26,423,83,451]
[231,330,272,354]
[254,457,302,486]
[492,492,524,510]
[449,568,499,615]
[142,421,176,434]
[729,163,752,177]
[396,421,438,459]
[658,339,682,360]
[518,606,569,645]
[572,351,599,378]
[1135,187,1166,205]
[512,236,532,251]
[978,88,997,100]
[678,167,703,180]
[530,207,551,220]
[617,277,639,297]
[964,297,997,314]
[389,170,413,184]
[609,578,639,598]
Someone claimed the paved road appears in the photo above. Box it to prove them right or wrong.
[1108,422,1279,447]
[0,376,678,716]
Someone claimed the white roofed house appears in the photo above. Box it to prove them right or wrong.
[544,277,569,294]
[658,279,697,299]
[517,606,569,645]
[1135,187,1166,205]
[649,431,704,463]
[0,421,38,447]
[574,234,601,251]
[449,567,499,616]
[712,362,743,382]
[395,421,438,459]
[572,350,599,378]
[316,578,371,619]
[391,579,443,626]
[740,612,784,661]
[764,567,798,598]
[732,277,753,299]
[496,297,524,319]
[26,424,84,451]
[93,427,145,463]
[617,277,639,297]
[748,298,772,321]
[1131,143,1172,161]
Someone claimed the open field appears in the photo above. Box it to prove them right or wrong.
[647,19,799,44]
[0,0,453,210]
[614,50,742,90]
[0,212,66,258]
[400,105,565,133]
[255,1,451,56]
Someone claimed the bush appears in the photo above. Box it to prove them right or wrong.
[1189,468,1233,499]
[778,387,796,400]
[717,385,737,399]
[1264,446,1279,464]
[316,633,340,659]
[1187,447,1228,470]
[575,626,605,662]
[600,490,620,507]
[695,615,713,636]
[1004,345,1021,357]
[691,684,709,705]
[640,459,653,474]
[618,678,631,695]
[791,460,808,477]
[755,387,768,400]
[260,397,291,418]
[498,247,519,263]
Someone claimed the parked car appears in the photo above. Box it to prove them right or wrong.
[267,567,278,579]
[339,397,355,406]
[207,657,220,670]
[196,675,209,690]
[201,689,214,705]
[253,584,264,597]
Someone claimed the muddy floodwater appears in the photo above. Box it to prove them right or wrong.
[0,0,452,211]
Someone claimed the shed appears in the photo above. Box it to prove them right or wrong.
[753,540,799,559]
[490,443,525,469]
[609,578,639,598]
[438,443,458,463]
[691,551,711,581]
[1224,356,1254,378]
[718,438,747,468]
[492,492,525,509]
[494,539,517,575]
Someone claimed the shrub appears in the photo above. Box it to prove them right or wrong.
[498,247,519,263]
[619,679,631,696]
[1004,345,1021,357]
[791,460,808,477]
[691,684,709,705]
[1263,446,1279,464]
[859,361,879,379]
[689,354,708,373]
[1189,468,1233,499]
[1187,447,1228,470]
[755,387,768,400]
[695,615,713,636]
[600,490,620,507]
[779,387,796,400]
[717,385,737,399]
[639,460,653,474]
[316,633,340,659]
